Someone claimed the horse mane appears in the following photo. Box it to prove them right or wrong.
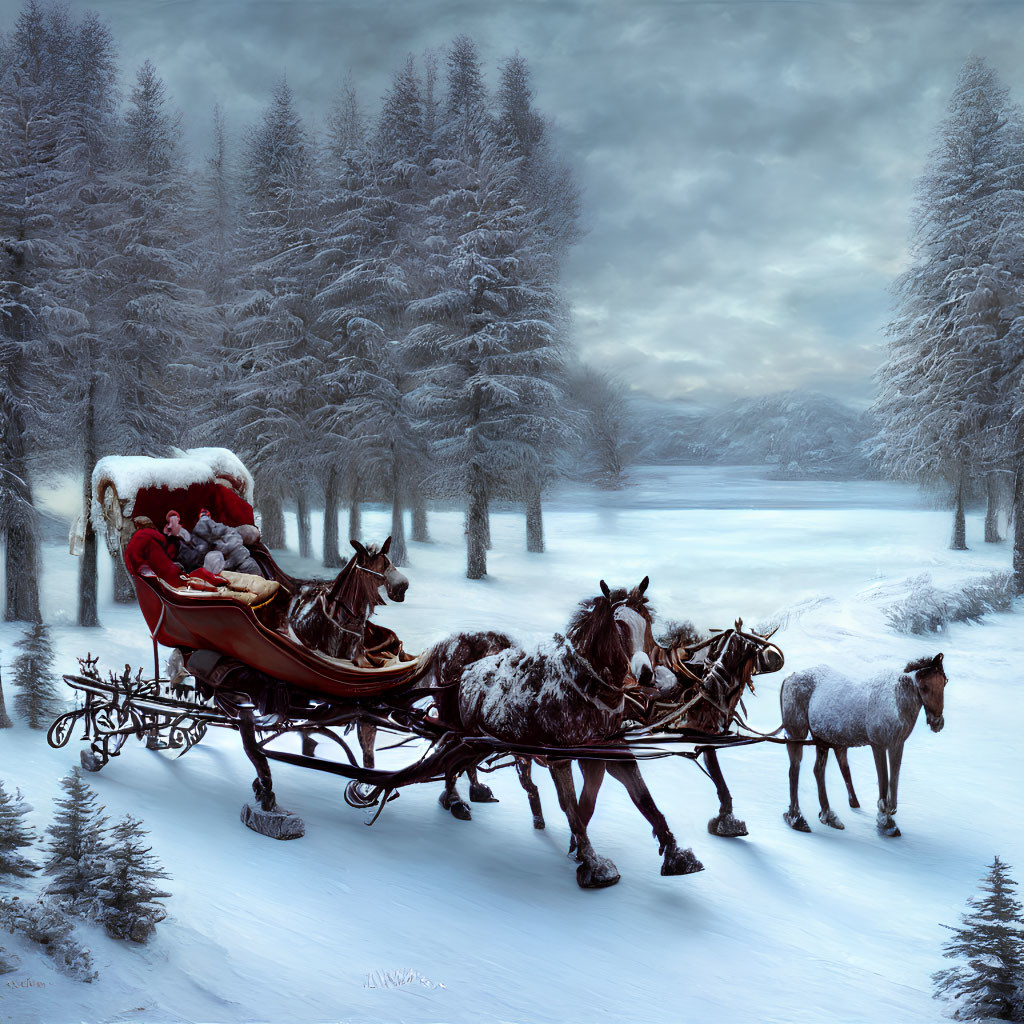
[904,654,939,674]
[566,593,629,682]
[656,619,705,649]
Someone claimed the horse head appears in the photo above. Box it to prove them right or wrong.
[700,622,783,730]
[356,537,408,603]
[569,579,653,689]
[906,652,946,732]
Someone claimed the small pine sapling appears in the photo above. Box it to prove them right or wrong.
[43,768,110,917]
[97,815,171,943]
[12,623,63,729]
[0,780,37,879]
[934,855,1024,1021]
[0,897,96,982]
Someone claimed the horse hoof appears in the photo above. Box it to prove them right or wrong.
[708,813,748,838]
[532,815,545,830]
[576,856,620,889]
[661,846,705,876]
[439,794,472,821]
[469,782,499,803]
[784,811,811,833]
[849,797,860,809]
[819,809,844,830]
[878,820,901,837]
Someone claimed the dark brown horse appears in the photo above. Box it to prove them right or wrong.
[431,581,703,888]
[266,537,409,765]
[516,582,782,844]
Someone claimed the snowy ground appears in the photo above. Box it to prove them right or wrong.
[0,465,1019,1024]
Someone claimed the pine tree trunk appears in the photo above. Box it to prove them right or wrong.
[466,466,488,579]
[258,494,286,550]
[322,467,342,568]
[112,551,135,603]
[482,490,492,551]
[389,497,408,567]
[348,475,361,544]
[411,486,429,543]
[78,380,99,628]
[0,668,12,729]
[984,473,1002,543]
[296,494,312,559]
[1013,466,1024,596]
[950,470,967,551]
[525,480,544,553]
[2,396,41,623]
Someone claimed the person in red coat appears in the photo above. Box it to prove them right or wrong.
[124,517,225,590]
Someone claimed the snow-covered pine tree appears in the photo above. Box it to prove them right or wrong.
[493,52,578,551]
[319,57,434,567]
[0,779,36,878]
[97,814,170,943]
[410,37,560,577]
[12,622,61,727]
[873,57,1024,552]
[43,768,109,917]
[12,622,61,728]
[0,0,79,625]
[934,855,1024,1021]
[228,79,329,559]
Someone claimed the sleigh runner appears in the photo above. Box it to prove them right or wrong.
[52,451,785,884]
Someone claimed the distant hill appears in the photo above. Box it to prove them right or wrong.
[635,390,876,479]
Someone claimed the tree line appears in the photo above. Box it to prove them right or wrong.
[0,2,632,627]
[873,56,1024,593]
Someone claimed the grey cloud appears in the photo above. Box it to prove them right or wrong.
[4,0,1024,407]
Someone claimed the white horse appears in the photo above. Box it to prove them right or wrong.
[780,653,947,836]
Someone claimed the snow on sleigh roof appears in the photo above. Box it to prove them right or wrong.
[92,449,254,516]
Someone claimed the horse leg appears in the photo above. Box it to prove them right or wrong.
[515,756,545,830]
[881,742,904,837]
[872,744,897,836]
[835,746,859,808]
[301,733,318,758]
[704,749,747,837]
[357,721,376,769]
[784,740,811,832]
[548,760,619,889]
[605,758,703,876]
[467,766,499,803]
[813,742,843,829]
[438,769,472,821]
[571,760,607,858]
[238,708,276,812]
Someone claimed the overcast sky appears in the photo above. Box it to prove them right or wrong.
[4,0,1024,408]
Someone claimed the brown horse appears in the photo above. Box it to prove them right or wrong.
[269,537,409,765]
[431,581,703,888]
[518,581,782,843]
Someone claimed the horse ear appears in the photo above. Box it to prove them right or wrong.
[637,576,649,595]
[600,580,611,599]
[381,535,392,555]
[350,539,368,558]
[934,653,944,666]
